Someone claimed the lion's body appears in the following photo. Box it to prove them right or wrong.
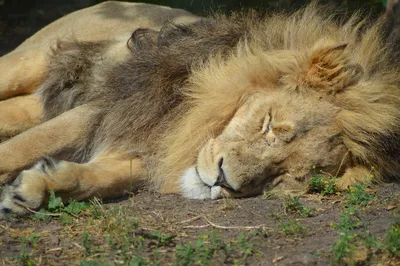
[0,1,199,138]
[0,2,399,216]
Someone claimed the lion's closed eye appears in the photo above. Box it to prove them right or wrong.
[261,111,272,134]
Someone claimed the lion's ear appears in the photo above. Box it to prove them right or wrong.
[301,43,364,94]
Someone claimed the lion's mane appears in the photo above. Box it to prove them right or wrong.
[38,3,400,192]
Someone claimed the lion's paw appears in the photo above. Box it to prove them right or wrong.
[180,167,224,200]
[0,157,57,219]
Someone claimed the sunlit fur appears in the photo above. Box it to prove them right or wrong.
[153,4,400,193]
[3,3,398,199]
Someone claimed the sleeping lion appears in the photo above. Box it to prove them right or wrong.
[0,1,399,217]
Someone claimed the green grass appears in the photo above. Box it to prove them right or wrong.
[17,247,35,266]
[332,231,358,265]
[135,229,177,247]
[20,233,41,247]
[17,233,41,266]
[32,190,90,224]
[281,220,305,235]
[174,231,257,266]
[82,230,92,255]
[284,196,314,217]
[333,206,362,231]
[385,219,400,256]
[308,174,337,196]
[345,184,374,207]
[330,184,396,265]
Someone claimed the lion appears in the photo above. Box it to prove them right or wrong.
[0,1,399,217]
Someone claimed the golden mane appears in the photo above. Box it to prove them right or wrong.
[154,3,400,191]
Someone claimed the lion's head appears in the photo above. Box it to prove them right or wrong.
[153,6,400,199]
[194,90,347,198]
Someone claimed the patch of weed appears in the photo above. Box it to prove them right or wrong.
[80,260,109,266]
[32,190,90,224]
[284,196,314,217]
[135,229,176,247]
[333,206,362,231]
[281,219,305,235]
[89,198,105,219]
[331,185,380,265]
[174,234,215,266]
[385,218,400,256]
[20,233,41,248]
[82,230,92,255]
[17,247,35,266]
[363,234,382,249]
[332,231,357,265]
[308,174,337,195]
[17,233,40,266]
[235,232,255,263]
[174,231,257,265]
[127,256,151,266]
[345,184,374,207]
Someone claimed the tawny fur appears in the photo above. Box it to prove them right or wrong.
[34,4,400,194]
[1,3,399,200]
[154,6,400,191]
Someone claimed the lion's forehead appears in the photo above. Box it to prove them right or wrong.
[231,92,337,132]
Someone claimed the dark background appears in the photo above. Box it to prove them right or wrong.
[0,0,389,55]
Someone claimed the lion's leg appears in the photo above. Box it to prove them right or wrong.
[0,152,146,217]
[0,50,47,100]
[336,165,372,190]
[0,94,43,142]
[0,104,98,184]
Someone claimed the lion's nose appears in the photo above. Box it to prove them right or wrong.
[213,158,235,190]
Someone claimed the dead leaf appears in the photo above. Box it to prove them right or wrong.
[386,205,396,211]
[272,256,284,264]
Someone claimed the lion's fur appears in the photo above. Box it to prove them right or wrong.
[1,2,399,202]
[0,1,200,143]
[154,5,400,191]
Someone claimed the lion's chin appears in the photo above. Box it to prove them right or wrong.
[180,167,227,200]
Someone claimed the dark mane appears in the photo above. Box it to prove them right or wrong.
[37,14,260,161]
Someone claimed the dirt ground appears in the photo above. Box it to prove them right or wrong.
[0,183,399,265]
[1,2,400,266]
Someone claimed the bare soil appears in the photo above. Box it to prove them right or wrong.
[0,183,399,265]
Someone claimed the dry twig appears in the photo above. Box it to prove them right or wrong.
[182,215,271,230]
[25,207,62,217]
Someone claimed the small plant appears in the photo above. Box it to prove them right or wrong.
[175,233,217,266]
[137,229,177,247]
[82,230,92,255]
[127,256,151,266]
[345,184,374,207]
[17,247,35,266]
[236,232,254,259]
[385,219,400,256]
[174,239,212,266]
[17,233,41,266]
[284,196,314,217]
[80,261,108,266]
[333,206,362,231]
[174,231,257,265]
[32,190,90,224]
[281,220,305,235]
[89,197,105,219]
[20,233,41,248]
[332,231,357,265]
[308,174,337,195]
[363,234,382,249]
